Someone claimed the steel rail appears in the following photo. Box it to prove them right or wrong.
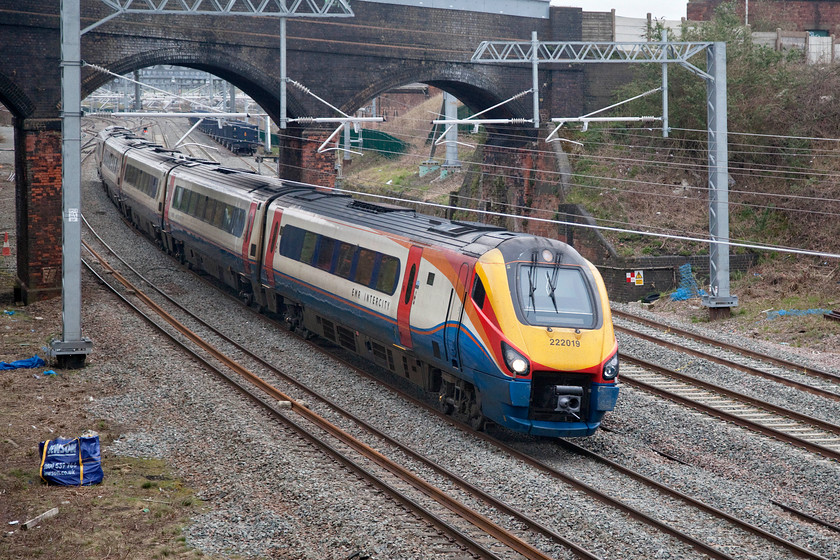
[290,358,742,559]
[621,357,840,462]
[81,216,602,560]
[80,259,503,559]
[291,337,834,560]
[770,501,840,535]
[613,322,840,402]
[81,223,822,560]
[621,355,840,436]
[554,439,830,560]
[612,308,840,384]
[81,240,561,560]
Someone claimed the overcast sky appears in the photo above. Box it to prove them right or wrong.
[550,1,687,21]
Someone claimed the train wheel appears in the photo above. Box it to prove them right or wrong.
[468,403,486,431]
[437,379,455,415]
[437,394,455,415]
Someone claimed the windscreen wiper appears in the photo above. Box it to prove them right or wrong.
[528,251,538,312]
[546,254,561,313]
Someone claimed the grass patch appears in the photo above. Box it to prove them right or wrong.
[2,446,216,559]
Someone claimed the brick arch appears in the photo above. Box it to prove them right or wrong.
[80,47,308,123]
[342,62,536,145]
[0,71,35,119]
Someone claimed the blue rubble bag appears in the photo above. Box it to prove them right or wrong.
[38,434,104,486]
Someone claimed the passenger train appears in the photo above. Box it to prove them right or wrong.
[95,125,619,437]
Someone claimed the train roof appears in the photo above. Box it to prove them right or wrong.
[271,182,529,257]
[170,161,296,204]
[101,129,572,259]
[100,127,185,161]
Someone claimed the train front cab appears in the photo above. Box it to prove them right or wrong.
[466,242,619,437]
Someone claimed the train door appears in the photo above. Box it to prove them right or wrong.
[261,209,283,289]
[444,263,470,369]
[240,202,259,275]
[397,246,423,348]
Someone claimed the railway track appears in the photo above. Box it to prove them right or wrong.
[78,117,838,559]
[80,218,604,560]
[612,308,840,390]
[611,309,840,459]
[82,217,836,560]
[314,339,836,560]
[157,117,267,174]
[620,358,840,460]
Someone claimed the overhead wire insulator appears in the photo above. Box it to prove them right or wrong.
[82,61,110,74]
[511,89,534,101]
[286,79,311,95]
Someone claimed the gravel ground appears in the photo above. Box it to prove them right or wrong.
[4,122,840,559]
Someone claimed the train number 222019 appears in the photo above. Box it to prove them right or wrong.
[550,338,581,348]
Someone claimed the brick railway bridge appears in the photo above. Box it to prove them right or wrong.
[1,0,625,303]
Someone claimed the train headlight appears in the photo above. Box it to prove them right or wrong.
[603,352,619,381]
[501,341,530,376]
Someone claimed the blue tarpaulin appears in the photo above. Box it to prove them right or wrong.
[0,355,46,370]
[766,309,831,320]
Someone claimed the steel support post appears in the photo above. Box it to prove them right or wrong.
[134,70,141,110]
[702,42,738,313]
[343,122,352,162]
[280,17,287,129]
[532,31,540,129]
[662,30,669,138]
[444,92,460,168]
[52,0,92,367]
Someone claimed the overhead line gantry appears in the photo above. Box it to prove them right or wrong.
[471,36,737,318]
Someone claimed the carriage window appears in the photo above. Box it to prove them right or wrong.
[179,189,191,212]
[170,186,243,236]
[173,186,184,210]
[315,238,336,271]
[222,205,234,233]
[197,195,209,219]
[335,242,355,279]
[401,263,416,305]
[299,231,318,265]
[279,225,304,260]
[186,190,199,215]
[355,248,377,287]
[278,225,399,295]
[379,256,400,296]
[211,202,225,228]
[231,207,246,236]
[123,164,158,198]
[105,150,120,173]
[472,275,486,309]
[203,198,217,222]
[268,222,280,254]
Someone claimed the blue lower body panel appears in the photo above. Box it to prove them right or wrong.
[474,372,619,438]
